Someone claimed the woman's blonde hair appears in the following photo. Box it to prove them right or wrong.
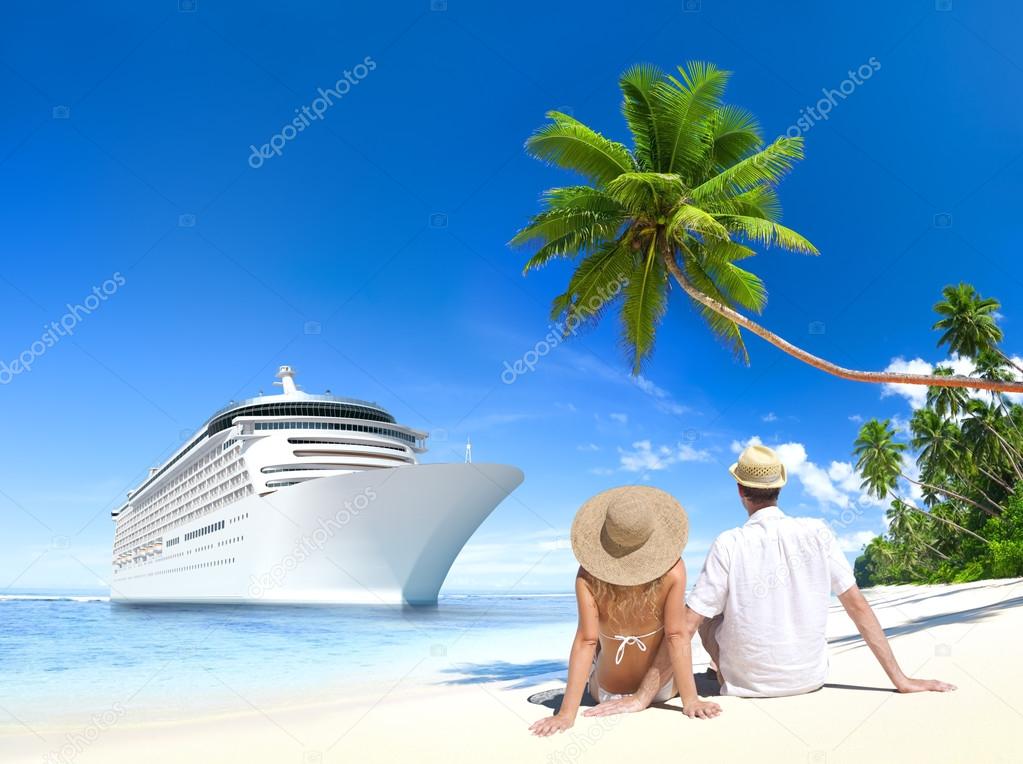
[581,568,665,629]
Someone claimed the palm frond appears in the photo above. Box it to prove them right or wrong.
[705,184,781,221]
[700,257,767,313]
[690,137,804,202]
[701,238,757,262]
[550,239,632,327]
[651,61,729,177]
[719,215,819,254]
[510,207,620,249]
[706,104,762,170]
[511,188,626,272]
[667,204,731,241]
[521,231,596,272]
[604,172,686,214]
[679,248,749,362]
[540,186,627,215]
[619,64,665,171]
[525,111,635,187]
[620,239,668,372]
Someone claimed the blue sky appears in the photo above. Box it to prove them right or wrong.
[2,0,1022,593]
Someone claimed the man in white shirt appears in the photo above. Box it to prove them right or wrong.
[586,444,955,716]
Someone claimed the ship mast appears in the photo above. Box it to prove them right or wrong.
[274,365,299,395]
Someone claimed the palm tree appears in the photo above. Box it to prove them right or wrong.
[933,283,1023,374]
[910,408,1001,516]
[854,419,988,543]
[974,349,1023,443]
[512,62,1023,393]
[886,500,950,561]
[926,367,971,420]
[961,399,1023,482]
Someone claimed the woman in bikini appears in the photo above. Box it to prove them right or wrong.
[529,486,721,736]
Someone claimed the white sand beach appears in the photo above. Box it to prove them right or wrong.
[4,578,1021,764]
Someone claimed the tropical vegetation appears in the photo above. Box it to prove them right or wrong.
[853,284,1023,585]
[512,62,1023,394]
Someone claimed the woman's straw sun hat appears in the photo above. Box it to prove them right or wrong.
[729,444,788,489]
[570,486,688,586]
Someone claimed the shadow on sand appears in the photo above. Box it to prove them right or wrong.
[828,592,1023,651]
[443,582,1022,711]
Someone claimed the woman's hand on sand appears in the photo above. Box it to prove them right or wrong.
[682,698,722,719]
[582,694,645,717]
[895,677,958,693]
[529,714,574,736]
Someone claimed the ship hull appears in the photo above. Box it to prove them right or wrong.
[110,463,523,605]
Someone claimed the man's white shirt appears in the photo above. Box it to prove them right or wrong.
[687,506,857,697]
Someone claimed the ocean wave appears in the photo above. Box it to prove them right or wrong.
[0,594,109,603]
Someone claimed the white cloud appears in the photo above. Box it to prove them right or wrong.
[677,444,711,462]
[880,357,933,410]
[618,439,712,473]
[577,443,600,452]
[900,452,924,501]
[632,375,690,416]
[448,528,578,588]
[848,414,863,423]
[731,435,881,512]
[891,414,912,437]
[827,461,863,493]
[882,354,1023,410]
[762,412,778,423]
[589,467,615,476]
[836,530,877,552]
[609,413,628,425]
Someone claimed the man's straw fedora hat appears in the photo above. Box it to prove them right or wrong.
[570,486,688,586]
[730,444,787,489]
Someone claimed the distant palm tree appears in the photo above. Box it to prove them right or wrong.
[854,419,988,543]
[973,349,1023,442]
[886,500,950,561]
[513,62,1023,392]
[926,367,971,420]
[961,399,1023,482]
[910,408,1000,516]
[933,283,1023,374]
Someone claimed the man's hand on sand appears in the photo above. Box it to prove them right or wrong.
[896,677,957,693]
[582,694,645,717]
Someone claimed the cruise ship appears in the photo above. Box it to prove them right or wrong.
[110,366,523,605]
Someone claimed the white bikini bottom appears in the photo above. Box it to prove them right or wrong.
[587,661,676,704]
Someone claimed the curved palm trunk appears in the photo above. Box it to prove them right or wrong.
[990,396,1023,451]
[900,473,999,518]
[978,465,1013,493]
[896,496,990,545]
[943,460,1003,515]
[920,540,951,561]
[996,349,1023,376]
[980,423,1023,482]
[661,254,1023,393]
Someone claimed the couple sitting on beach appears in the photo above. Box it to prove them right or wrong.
[530,444,956,736]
